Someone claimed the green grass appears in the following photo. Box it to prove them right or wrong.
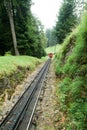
[0,55,44,78]
[45,44,61,54]
[0,55,47,101]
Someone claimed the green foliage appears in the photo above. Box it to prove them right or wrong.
[55,0,77,44]
[59,77,72,93]
[55,13,87,129]
[5,51,12,56]
[0,0,46,58]
[46,28,57,47]
[0,3,12,55]
[27,15,46,58]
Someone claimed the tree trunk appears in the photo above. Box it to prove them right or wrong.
[4,0,19,55]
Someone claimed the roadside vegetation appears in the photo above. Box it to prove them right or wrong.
[54,14,87,129]
[0,55,46,94]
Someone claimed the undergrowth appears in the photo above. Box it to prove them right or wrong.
[55,14,87,129]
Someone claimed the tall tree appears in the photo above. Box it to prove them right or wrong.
[14,0,32,54]
[46,28,57,47]
[0,0,46,57]
[45,29,51,47]
[4,0,19,55]
[27,15,46,58]
[55,0,77,44]
[0,3,12,55]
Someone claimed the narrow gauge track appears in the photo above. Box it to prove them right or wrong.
[0,59,51,130]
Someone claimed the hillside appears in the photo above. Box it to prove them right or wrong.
[0,55,45,95]
[45,44,61,54]
[54,14,87,129]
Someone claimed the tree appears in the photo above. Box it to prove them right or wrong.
[4,0,19,55]
[55,0,77,44]
[27,15,46,58]
[46,28,57,47]
[14,0,46,58]
[45,29,51,47]
[0,3,12,55]
[0,0,46,57]
[14,0,32,55]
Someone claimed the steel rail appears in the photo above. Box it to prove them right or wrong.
[0,59,51,130]
[16,58,50,130]
[14,58,50,130]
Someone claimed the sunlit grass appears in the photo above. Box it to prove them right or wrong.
[0,55,43,78]
[45,44,61,54]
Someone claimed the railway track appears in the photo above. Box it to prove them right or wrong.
[0,59,51,130]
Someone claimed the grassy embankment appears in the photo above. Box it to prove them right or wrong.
[54,14,87,129]
[45,44,61,54]
[0,55,46,98]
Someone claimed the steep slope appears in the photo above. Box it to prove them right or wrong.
[55,14,87,130]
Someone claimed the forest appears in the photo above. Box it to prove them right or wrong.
[0,0,87,129]
[0,0,86,55]
[0,0,46,58]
